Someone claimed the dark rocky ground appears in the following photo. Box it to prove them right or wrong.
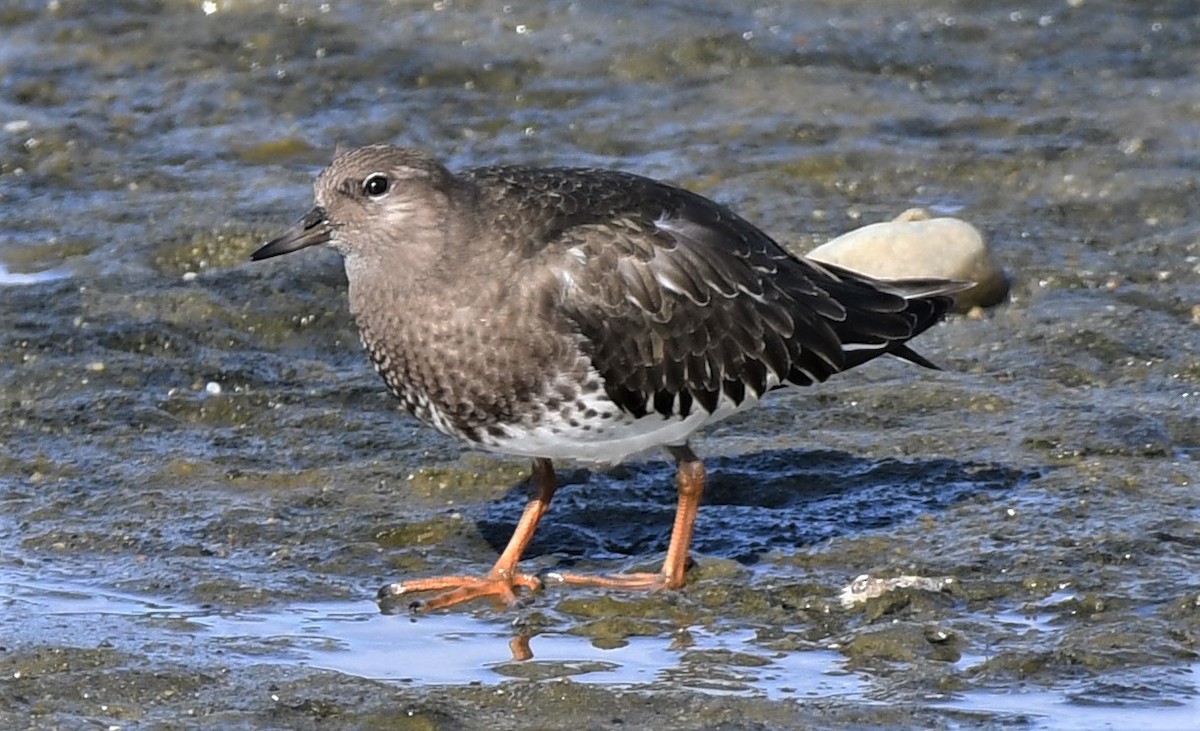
[1,1,1197,728]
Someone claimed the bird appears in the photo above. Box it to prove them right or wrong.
[251,144,965,612]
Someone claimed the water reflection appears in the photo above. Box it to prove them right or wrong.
[0,261,70,285]
[4,566,1197,727]
[1,566,856,697]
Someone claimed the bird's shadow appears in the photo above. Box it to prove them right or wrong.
[476,448,1040,565]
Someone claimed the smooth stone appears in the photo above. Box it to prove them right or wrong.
[807,208,1010,312]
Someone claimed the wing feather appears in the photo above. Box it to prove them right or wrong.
[468,165,959,418]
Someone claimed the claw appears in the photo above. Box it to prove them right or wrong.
[376,572,542,613]
[547,570,680,591]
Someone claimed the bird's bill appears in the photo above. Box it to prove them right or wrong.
[251,206,332,261]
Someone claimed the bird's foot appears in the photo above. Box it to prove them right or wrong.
[544,570,683,592]
[377,569,542,613]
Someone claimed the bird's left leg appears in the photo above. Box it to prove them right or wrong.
[549,443,705,591]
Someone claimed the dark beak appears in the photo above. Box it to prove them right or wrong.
[251,207,332,261]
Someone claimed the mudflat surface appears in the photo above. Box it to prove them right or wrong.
[1,1,1197,729]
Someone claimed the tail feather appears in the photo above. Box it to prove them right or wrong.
[882,343,942,370]
[803,261,965,372]
[872,276,974,300]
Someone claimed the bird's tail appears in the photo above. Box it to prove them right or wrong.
[809,262,970,371]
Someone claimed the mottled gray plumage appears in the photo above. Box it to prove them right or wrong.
[252,144,965,610]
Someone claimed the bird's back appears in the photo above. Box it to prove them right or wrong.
[458,164,959,422]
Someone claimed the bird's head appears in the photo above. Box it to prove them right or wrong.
[251,145,465,272]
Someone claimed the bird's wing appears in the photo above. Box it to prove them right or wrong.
[464,165,957,419]
[504,173,955,419]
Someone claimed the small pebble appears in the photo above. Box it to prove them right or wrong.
[839,573,955,607]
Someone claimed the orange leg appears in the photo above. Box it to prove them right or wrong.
[377,458,557,612]
[549,444,705,591]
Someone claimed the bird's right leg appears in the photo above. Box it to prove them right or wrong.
[377,457,557,612]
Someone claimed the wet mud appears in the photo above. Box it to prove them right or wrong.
[1,1,1198,728]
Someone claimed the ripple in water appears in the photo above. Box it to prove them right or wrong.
[0,261,70,285]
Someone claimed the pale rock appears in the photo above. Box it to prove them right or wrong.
[807,208,1009,311]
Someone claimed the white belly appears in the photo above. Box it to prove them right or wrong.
[477,387,767,464]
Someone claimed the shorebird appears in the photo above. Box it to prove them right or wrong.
[252,144,963,611]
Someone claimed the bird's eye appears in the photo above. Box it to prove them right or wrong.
[363,173,390,198]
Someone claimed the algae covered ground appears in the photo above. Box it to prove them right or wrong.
[1,1,1197,728]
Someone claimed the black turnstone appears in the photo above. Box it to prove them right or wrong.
[252,144,966,611]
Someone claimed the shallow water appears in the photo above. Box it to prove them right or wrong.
[6,565,1197,729]
[2,0,1199,728]
[3,566,859,695]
